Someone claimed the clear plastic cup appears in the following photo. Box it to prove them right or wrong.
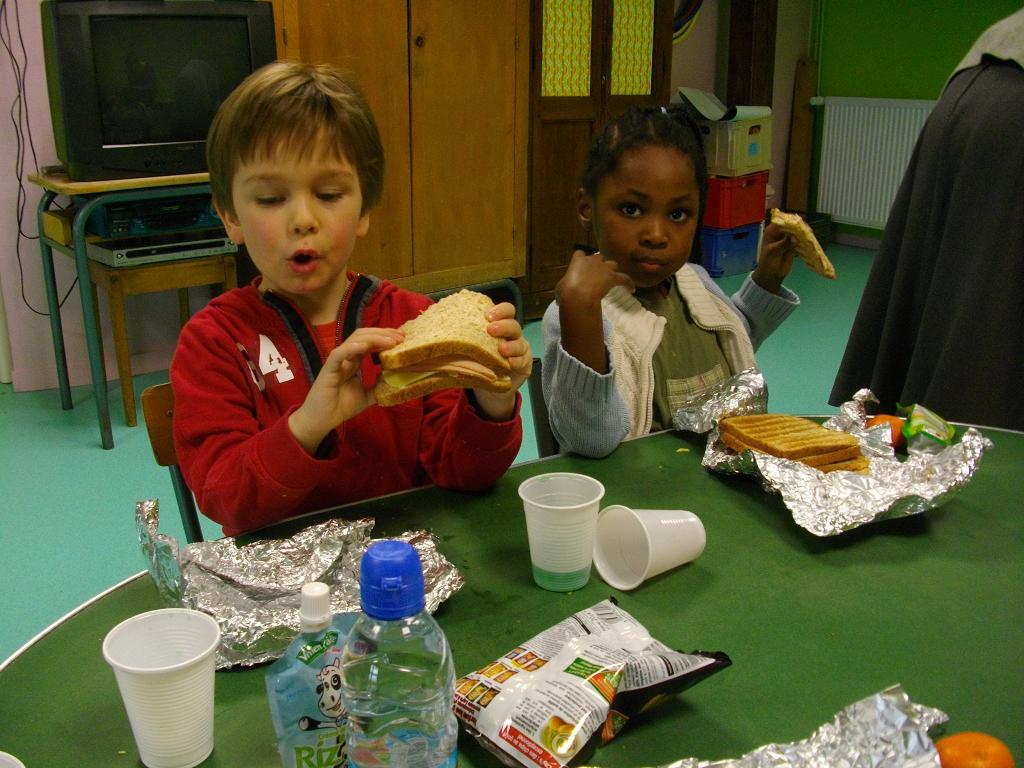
[593,506,706,591]
[518,472,605,591]
[102,608,221,768]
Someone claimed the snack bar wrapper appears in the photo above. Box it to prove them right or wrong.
[135,501,464,669]
[898,402,956,454]
[454,599,730,768]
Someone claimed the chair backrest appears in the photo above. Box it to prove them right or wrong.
[427,278,524,325]
[140,383,205,544]
[527,357,560,458]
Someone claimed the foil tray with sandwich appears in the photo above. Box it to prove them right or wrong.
[672,370,992,536]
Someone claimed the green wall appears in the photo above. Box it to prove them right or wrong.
[816,1,1022,99]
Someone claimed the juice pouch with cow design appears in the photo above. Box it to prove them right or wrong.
[265,582,359,768]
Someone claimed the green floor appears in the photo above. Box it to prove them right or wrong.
[0,244,874,662]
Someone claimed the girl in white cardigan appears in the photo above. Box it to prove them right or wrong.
[542,106,800,457]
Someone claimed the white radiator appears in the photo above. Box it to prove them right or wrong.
[816,97,935,229]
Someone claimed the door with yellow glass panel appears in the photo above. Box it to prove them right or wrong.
[524,0,674,317]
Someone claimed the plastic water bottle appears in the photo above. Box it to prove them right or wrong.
[340,540,458,768]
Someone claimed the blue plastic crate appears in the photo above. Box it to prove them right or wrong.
[698,221,761,277]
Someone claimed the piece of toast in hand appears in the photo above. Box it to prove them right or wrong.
[769,208,835,280]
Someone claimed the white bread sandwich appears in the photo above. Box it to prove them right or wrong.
[374,289,513,407]
[769,208,836,279]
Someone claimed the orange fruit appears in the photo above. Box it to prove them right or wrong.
[866,414,906,449]
[936,731,1016,768]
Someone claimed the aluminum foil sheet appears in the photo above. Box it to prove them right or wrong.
[621,684,947,768]
[672,368,768,434]
[136,501,465,668]
[696,390,993,536]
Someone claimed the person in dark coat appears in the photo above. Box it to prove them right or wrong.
[829,10,1024,430]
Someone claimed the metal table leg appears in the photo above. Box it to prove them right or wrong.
[73,198,114,449]
[36,191,73,410]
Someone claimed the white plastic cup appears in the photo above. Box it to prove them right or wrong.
[593,506,706,591]
[102,608,221,768]
[0,752,26,768]
[518,472,605,591]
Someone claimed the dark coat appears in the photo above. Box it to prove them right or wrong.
[830,58,1024,430]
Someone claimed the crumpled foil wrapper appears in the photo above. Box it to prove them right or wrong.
[624,684,947,768]
[672,368,768,434]
[699,389,993,536]
[135,501,465,669]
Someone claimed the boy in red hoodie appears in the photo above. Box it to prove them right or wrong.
[171,62,530,536]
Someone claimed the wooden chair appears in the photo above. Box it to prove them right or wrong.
[140,383,204,543]
[527,357,560,458]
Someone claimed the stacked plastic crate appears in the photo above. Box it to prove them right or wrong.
[697,113,773,277]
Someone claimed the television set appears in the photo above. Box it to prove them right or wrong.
[41,0,277,182]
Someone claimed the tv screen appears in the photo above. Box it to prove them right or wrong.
[42,1,276,181]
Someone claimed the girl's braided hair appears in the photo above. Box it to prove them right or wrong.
[580,105,709,229]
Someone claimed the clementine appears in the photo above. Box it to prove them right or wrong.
[866,414,906,449]
[936,731,1016,768]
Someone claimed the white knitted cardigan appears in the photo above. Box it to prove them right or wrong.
[602,265,756,438]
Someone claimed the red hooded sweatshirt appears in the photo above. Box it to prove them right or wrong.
[170,273,522,536]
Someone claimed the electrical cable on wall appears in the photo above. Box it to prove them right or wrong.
[1,0,77,317]
[673,0,705,45]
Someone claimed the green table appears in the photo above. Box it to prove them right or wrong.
[2,428,1021,766]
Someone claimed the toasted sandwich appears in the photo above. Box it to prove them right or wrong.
[719,413,868,473]
[769,208,836,280]
[374,290,513,407]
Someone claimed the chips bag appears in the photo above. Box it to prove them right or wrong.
[453,599,730,768]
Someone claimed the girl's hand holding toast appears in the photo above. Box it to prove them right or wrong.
[289,327,404,454]
[473,301,532,421]
[751,222,797,294]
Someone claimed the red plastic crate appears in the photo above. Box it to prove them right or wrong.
[703,171,768,229]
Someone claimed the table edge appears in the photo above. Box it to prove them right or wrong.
[0,570,148,673]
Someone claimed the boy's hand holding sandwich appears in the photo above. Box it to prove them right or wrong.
[290,290,530,455]
[288,326,406,454]
[475,299,533,421]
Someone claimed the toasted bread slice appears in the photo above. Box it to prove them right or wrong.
[719,414,867,473]
[770,208,835,280]
[720,433,862,467]
[815,455,871,473]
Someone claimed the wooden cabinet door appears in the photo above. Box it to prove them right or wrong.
[269,1,528,294]
[284,0,414,282]
[524,0,672,317]
[408,0,529,293]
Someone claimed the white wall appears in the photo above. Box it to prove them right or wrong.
[771,0,814,210]
[670,0,720,94]
[669,0,814,212]
[0,2,60,392]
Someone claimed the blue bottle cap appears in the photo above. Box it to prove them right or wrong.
[359,540,425,620]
